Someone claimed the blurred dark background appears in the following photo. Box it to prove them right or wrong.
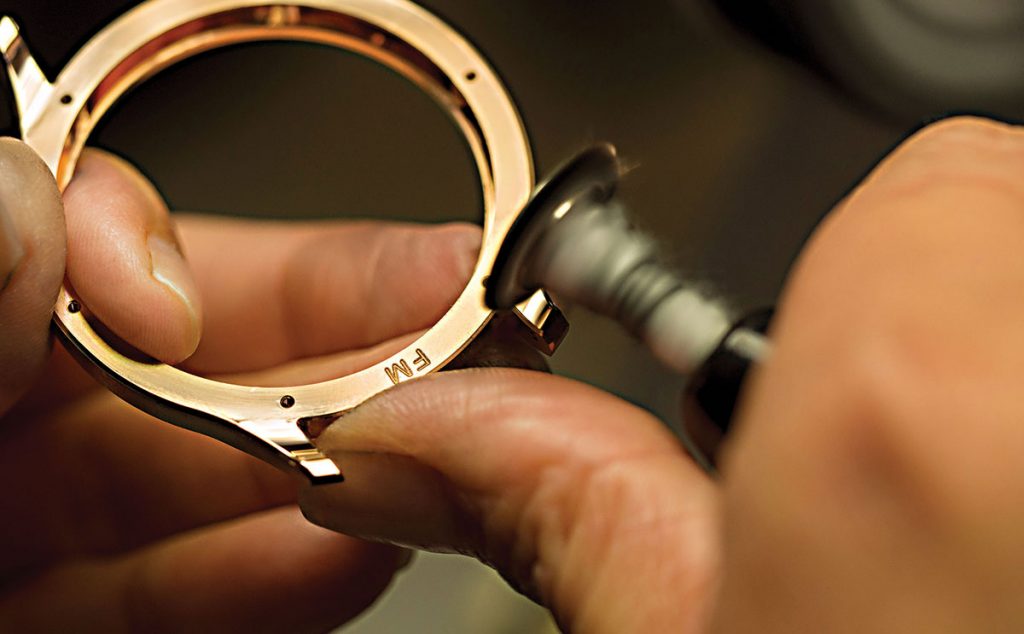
[3,1,1022,631]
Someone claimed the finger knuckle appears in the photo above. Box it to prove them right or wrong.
[913,116,1020,149]
[885,117,1024,199]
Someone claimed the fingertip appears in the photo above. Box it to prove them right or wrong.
[63,149,203,364]
[382,221,482,320]
[299,449,469,552]
[431,221,482,282]
[270,220,483,359]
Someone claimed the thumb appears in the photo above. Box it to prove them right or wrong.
[0,138,66,414]
[62,149,203,364]
[300,369,720,633]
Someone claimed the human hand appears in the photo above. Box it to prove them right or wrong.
[0,140,482,632]
[301,117,1024,632]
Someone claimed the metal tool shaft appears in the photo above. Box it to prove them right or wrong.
[489,145,773,465]
[527,195,735,376]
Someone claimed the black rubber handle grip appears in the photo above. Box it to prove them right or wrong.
[682,308,773,467]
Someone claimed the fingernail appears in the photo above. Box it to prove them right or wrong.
[0,201,24,293]
[147,234,202,332]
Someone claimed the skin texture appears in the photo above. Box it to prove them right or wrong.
[2,116,1024,632]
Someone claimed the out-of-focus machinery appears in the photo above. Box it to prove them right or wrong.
[712,0,1024,122]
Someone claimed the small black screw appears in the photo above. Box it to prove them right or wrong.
[67,300,81,313]
[279,395,295,408]
[60,94,73,105]
[465,71,477,81]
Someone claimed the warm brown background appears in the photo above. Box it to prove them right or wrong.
[1,1,908,631]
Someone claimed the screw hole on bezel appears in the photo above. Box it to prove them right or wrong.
[67,300,81,313]
[465,71,477,82]
[280,395,296,408]
[60,94,73,105]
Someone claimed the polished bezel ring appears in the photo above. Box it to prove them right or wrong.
[0,0,565,483]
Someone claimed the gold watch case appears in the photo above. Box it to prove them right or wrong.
[0,0,566,483]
